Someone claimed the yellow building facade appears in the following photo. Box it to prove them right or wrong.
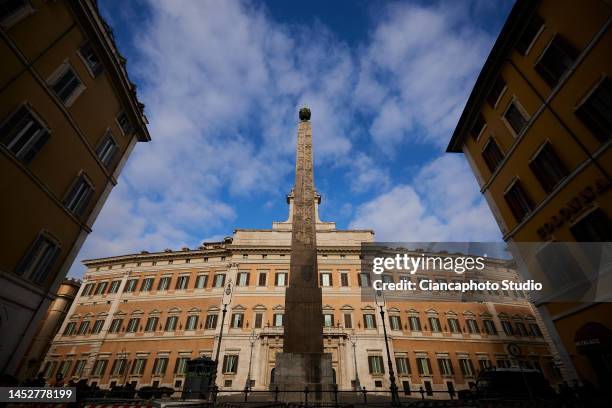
[43,197,555,397]
[447,0,612,387]
[0,0,150,377]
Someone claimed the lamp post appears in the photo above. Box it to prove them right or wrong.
[349,329,361,391]
[245,329,258,391]
[213,279,233,386]
[374,290,400,406]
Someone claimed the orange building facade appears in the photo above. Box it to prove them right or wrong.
[43,197,556,397]
[447,0,612,388]
[1,0,150,377]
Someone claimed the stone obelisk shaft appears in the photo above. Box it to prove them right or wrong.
[283,112,324,354]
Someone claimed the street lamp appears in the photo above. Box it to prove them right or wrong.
[374,290,400,406]
[245,329,258,391]
[349,329,361,391]
[213,279,234,386]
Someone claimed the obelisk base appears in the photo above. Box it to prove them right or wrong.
[273,352,334,403]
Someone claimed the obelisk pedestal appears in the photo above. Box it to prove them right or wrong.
[273,107,334,402]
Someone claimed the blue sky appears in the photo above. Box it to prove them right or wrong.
[68,0,514,277]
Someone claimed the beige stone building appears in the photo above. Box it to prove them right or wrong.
[43,194,556,396]
[0,0,150,376]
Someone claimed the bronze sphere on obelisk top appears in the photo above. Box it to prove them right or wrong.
[299,105,311,121]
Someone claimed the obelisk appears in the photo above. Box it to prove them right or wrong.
[273,107,333,400]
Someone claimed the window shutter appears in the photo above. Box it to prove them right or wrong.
[16,234,44,276]
[368,357,373,373]
[426,358,432,374]
[246,272,250,286]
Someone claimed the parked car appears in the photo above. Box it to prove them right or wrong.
[458,367,557,401]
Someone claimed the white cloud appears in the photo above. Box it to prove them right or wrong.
[356,2,493,147]
[69,0,506,277]
[350,155,501,242]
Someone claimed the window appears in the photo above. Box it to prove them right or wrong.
[396,357,410,375]
[64,175,93,216]
[126,317,140,333]
[0,0,33,27]
[358,273,370,287]
[504,102,528,136]
[125,279,138,292]
[116,111,133,136]
[77,321,90,335]
[237,272,250,286]
[94,281,108,295]
[496,358,510,368]
[258,272,267,286]
[323,314,333,327]
[483,320,497,335]
[49,64,83,105]
[222,355,239,374]
[340,272,349,287]
[195,274,208,289]
[501,321,514,335]
[576,78,612,143]
[409,316,422,331]
[343,313,352,329]
[165,316,178,331]
[275,272,287,286]
[470,113,486,140]
[131,358,147,375]
[79,42,103,76]
[363,314,376,329]
[274,313,284,327]
[459,358,475,377]
[529,323,543,337]
[0,105,50,163]
[448,318,460,333]
[16,233,60,284]
[416,357,432,375]
[205,314,218,329]
[42,361,57,379]
[145,316,159,332]
[570,208,612,242]
[516,14,543,55]
[109,318,122,333]
[530,144,568,193]
[213,274,226,288]
[91,319,104,334]
[152,358,168,376]
[63,322,77,336]
[108,280,121,294]
[175,275,189,290]
[504,181,533,222]
[515,322,529,336]
[368,356,384,374]
[487,76,506,107]
[254,313,263,328]
[231,313,244,328]
[92,359,108,376]
[535,36,578,87]
[72,360,86,377]
[466,319,479,334]
[482,138,504,173]
[141,278,154,292]
[390,315,402,331]
[158,276,171,291]
[437,358,454,376]
[478,359,492,370]
[96,132,118,167]
[111,359,127,376]
[185,315,199,330]
[82,283,94,296]
[320,272,332,287]
[175,357,189,375]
